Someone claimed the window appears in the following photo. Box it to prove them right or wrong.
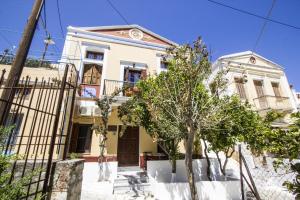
[160,61,169,69]
[82,64,102,85]
[253,80,264,97]
[76,124,92,153]
[85,51,104,61]
[271,82,281,97]
[234,78,247,99]
[124,68,142,83]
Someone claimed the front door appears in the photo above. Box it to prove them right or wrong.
[117,126,139,166]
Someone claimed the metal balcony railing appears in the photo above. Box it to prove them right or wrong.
[103,79,138,97]
[253,95,292,111]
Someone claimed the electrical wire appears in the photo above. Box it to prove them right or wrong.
[253,0,276,52]
[207,0,300,30]
[105,0,130,25]
[0,32,13,47]
[56,0,65,38]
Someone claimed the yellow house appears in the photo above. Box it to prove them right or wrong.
[61,25,177,166]
[212,51,299,127]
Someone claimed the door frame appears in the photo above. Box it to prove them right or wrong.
[117,126,140,166]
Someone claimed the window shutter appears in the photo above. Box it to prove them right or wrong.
[234,78,247,99]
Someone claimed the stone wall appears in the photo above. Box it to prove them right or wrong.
[50,159,84,200]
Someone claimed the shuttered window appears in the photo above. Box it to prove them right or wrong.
[82,64,102,85]
[271,82,281,97]
[254,80,264,97]
[234,78,247,99]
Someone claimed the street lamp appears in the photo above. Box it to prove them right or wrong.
[40,34,55,67]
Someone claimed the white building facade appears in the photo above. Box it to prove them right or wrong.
[212,51,298,126]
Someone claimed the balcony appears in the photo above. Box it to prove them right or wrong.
[252,95,293,112]
[102,79,139,98]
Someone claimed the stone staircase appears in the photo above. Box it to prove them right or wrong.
[113,170,152,197]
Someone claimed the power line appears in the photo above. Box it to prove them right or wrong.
[253,0,276,51]
[207,0,300,30]
[0,28,65,41]
[105,0,130,25]
[0,32,13,47]
[56,0,65,38]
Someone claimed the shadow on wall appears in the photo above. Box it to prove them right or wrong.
[147,159,241,200]
[147,159,234,182]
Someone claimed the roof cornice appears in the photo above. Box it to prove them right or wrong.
[67,26,174,51]
[68,25,178,47]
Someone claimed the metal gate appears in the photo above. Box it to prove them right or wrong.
[0,63,78,199]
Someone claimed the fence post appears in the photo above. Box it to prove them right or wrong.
[42,64,69,197]
[62,66,78,159]
[239,144,245,200]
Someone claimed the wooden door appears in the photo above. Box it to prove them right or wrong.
[83,64,102,85]
[117,126,139,166]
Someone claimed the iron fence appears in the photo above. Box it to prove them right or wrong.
[0,63,78,199]
[239,144,296,200]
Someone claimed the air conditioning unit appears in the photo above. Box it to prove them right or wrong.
[92,106,113,116]
[79,105,93,116]
[93,107,101,116]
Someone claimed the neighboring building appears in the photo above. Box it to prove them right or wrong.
[61,25,177,165]
[296,92,300,111]
[0,64,65,157]
[212,51,298,127]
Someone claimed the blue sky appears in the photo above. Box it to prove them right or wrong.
[1,0,300,90]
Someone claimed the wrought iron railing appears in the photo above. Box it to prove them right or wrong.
[0,63,78,199]
[102,79,137,97]
[253,95,292,111]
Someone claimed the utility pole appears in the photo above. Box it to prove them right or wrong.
[0,0,45,124]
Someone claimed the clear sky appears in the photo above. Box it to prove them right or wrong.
[1,0,300,90]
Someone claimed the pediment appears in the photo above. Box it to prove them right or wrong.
[79,25,176,47]
[219,51,283,70]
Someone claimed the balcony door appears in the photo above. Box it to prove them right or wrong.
[254,80,267,108]
[81,64,102,97]
[83,64,102,85]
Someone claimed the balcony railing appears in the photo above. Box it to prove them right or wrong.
[103,79,138,97]
[253,95,293,111]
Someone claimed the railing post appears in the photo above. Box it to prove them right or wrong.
[239,144,245,200]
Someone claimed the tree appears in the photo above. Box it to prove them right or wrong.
[203,96,269,178]
[266,112,300,198]
[118,38,247,199]
[89,88,122,181]
[118,93,181,181]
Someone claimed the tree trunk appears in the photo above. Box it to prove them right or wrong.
[216,151,226,176]
[184,132,198,200]
[171,157,176,182]
[203,140,212,181]
[171,139,177,182]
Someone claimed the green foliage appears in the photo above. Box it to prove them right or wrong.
[283,163,300,199]
[69,152,80,159]
[92,88,123,163]
[264,112,300,197]
[0,126,36,200]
